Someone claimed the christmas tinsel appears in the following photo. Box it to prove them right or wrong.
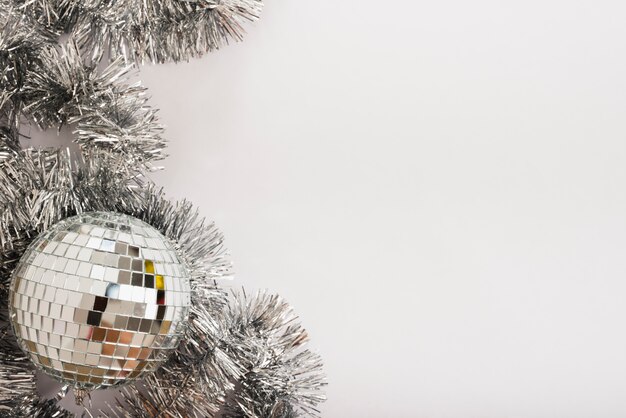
[0,0,326,416]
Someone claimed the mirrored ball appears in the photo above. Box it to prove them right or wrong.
[8,212,192,389]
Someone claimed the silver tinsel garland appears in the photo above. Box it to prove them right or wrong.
[22,42,167,166]
[219,291,326,418]
[0,149,327,417]
[109,290,326,418]
[15,0,263,63]
[0,0,55,133]
[0,1,326,416]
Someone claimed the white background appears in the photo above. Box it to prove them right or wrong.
[35,1,626,416]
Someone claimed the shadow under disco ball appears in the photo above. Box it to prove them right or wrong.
[8,212,192,391]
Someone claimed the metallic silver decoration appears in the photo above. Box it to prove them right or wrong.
[136,192,233,284]
[8,212,192,389]
[219,291,327,418]
[107,290,327,418]
[0,129,19,163]
[0,302,72,417]
[15,0,263,64]
[0,147,231,301]
[0,306,38,411]
[0,2,326,415]
[0,155,324,417]
[0,0,55,140]
[0,147,146,275]
[0,160,232,415]
[21,41,167,166]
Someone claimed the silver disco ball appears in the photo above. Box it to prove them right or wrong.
[8,212,192,389]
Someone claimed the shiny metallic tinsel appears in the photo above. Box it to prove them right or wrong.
[220,291,327,418]
[130,193,232,285]
[0,0,55,129]
[0,2,325,415]
[20,41,167,165]
[0,147,231,294]
[0,148,142,256]
[106,290,326,418]
[107,286,235,417]
[15,0,263,64]
[0,147,233,416]
[0,10,167,165]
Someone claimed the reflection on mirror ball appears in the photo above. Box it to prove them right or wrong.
[8,212,192,389]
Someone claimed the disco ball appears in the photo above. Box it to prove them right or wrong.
[8,212,191,389]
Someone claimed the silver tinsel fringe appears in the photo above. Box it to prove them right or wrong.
[21,41,167,165]
[0,146,231,293]
[219,291,326,418]
[130,192,233,285]
[15,0,263,64]
[0,145,235,416]
[0,20,167,166]
[0,0,55,131]
[107,290,326,418]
